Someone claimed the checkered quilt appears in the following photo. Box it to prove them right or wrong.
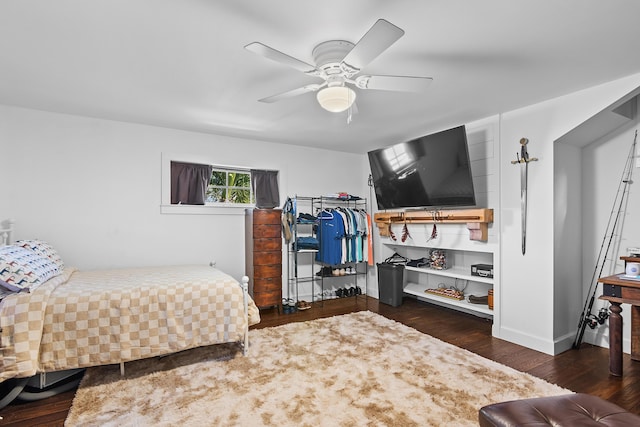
[0,265,260,382]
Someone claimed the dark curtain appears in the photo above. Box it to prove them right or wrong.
[171,161,213,205]
[251,169,279,209]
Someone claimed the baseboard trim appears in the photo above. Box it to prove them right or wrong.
[495,326,556,355]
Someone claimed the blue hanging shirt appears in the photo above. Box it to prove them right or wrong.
[316,209,345,266]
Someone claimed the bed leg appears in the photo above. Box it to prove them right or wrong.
[241,275,249,356]
[120,362,125,376]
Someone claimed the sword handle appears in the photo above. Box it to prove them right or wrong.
[511,137,538,164]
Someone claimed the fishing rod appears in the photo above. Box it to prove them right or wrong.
[573,129,637,349]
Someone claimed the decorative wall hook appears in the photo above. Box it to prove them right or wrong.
[511,138,538,255]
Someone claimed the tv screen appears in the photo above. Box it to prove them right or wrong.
[368,125,476,210]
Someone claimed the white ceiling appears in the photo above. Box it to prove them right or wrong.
[2,0,640,154]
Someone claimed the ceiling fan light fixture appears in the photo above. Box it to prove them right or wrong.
[316,86,356,113]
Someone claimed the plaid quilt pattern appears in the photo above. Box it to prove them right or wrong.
[0,265,259,381]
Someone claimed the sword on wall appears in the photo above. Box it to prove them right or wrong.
[511,138,538,255]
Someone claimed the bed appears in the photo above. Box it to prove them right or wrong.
[0,222,260,402]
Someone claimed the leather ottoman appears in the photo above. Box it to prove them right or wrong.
[479,393,640,426]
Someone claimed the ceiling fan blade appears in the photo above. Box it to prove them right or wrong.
[258,83,326,103]
[340,19,405,74]
[355,75,433,92]
[245,42,318,75]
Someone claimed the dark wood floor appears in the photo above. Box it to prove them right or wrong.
[1,296,639,426]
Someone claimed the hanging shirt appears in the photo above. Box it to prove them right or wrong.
[316,209,345,266]
[354,209,365,262]
[347,208,359,262]
[366,212,374,266]
[334,209,349,264]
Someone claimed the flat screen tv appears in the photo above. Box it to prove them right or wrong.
[368,125,476,210]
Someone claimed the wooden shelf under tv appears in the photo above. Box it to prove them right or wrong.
[373,208,494,241]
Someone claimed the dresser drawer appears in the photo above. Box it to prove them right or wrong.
[254,264,282,278]
[253,290,282,308]
[253,277,282,292]
[254,238,282,251]
[253,251,282,266]
[622,286,640,300]
[603,284,621,298]
[252,209,281,224]
[253,224,281,239]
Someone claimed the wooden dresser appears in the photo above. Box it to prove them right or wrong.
[245,208,282,310]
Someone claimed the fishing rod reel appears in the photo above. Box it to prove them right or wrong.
[584,307,610,329]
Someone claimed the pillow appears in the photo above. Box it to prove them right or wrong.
[0,245,62,292]
[15,239,65,270]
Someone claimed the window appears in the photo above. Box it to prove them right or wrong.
[161,153,279,215]
[206,168,254,204]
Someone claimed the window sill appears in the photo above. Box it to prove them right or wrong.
[160,204,254,215]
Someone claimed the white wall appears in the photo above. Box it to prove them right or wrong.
[498,72,640,354]
[581,120,640,351]
[553,142,582,343]
[0,105,369,285]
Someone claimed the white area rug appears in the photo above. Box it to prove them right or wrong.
[66,311,570,426]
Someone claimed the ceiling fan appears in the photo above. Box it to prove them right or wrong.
[245,19,433,113]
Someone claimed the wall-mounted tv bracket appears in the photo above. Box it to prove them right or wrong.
[511,138,538,255]
[374,208,493,241]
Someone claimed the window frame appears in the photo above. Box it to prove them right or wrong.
[161,153,257,215]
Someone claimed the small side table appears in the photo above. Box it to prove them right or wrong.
[598,261,640,376]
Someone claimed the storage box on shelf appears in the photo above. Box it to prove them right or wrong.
[286,195,369,305]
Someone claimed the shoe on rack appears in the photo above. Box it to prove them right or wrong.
[282,300,293,314]
[296,300,311,310]
[316,266,333,277]
[283,298,298,314]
